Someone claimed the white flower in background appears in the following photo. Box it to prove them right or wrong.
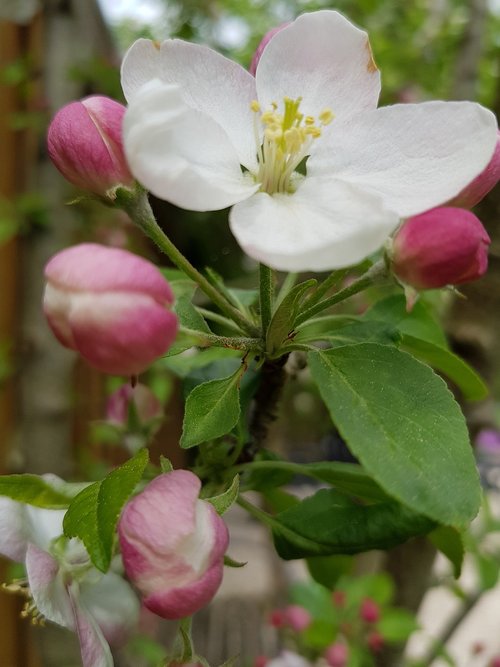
[121,11,498,272]
[0,495,139,667]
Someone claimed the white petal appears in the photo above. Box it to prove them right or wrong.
[68,582,114,667]
[121,39,161,102]
[80,571,139,645]
[25,506,65,550]
[26,543,74,629]
[229,177,399,272]
[124,80,258,211]
[309,101,498,217]
[0,497,30,561]
[158,40,257,169]
[256,11,380,121]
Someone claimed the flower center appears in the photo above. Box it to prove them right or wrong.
[251,97,334,195]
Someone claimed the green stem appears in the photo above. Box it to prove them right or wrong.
[179,616,194,663]
[195,307,244,333]
[180,326,262,351]
[295,260,388,326]
[303,268,349,309]
[237,495,276,528]
[259,263,274,336]
[118,189,259,337]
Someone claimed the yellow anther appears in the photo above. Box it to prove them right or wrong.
[250,100,261,113]
[284,127,302,152]
[261,110,277,124]
[305,126,322,138]
[304,116,315,126]
[264,126,283,142]
[271,101,278,110]
[319,108,334,125]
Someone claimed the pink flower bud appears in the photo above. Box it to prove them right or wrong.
[391,207,490,290]
[283,605,312,632]
[269,609,287,628]
[332,590,346,608]
[106,383,163,426]
[360,598,380,624]
[448,130,500,208]
[325,642,348,667]
[118,470,229,620]
[491,658,500,667]
[47,95,134,197]
[367,631,384,654]
[43,243,177,376]
[249,24,289,76]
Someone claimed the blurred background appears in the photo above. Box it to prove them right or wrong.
[1,0,500,666]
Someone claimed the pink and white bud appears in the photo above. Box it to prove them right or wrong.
[367,631,384,654]
[249,24,289,76]
[325,642,349,667]
[107,383,163,426]
[47,95,134,197]
[118,470,229,620]
[43,243,177,376]
[360,598,380,624]
[283,605,312,632]
[391,207,490,290]
[448,130,500,208]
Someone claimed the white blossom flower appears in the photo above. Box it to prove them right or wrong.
[121,11,498,272]
[0,494,139,667]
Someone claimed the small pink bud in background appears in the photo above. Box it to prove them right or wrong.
[360,598,380,624]
[391,207,490,290]
[107,383,163,427]
[367,631,384,654]
[249,23,289,76]
[283,605,311,632]
[476,429,500,453]
[448,130,500,208]
[332,590,346,608]
[118,470,229,620]
[48,95,134,197]
[490,657,500,667]
[269,609,287,628]
[254,657,269,667]
[43,243,177,376]
[325,642,348,667]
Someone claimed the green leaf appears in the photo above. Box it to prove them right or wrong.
[290,579,335,621]
[308,344,480,527]
[0,474,73,509]
[206,475,239,514]
[401,334,488,401]
[378,608,419,642]
[159,456,173,473]
[224,554,247,568]
[266,279,316,354]
[293,315,359,343]
[175,295,211,333]
[63,449,149,572]
[272,489,434,560]
[296,318,401,348]
[307,554,353,589]
[180,366,244,448]
[163,347,241,378]
[364,294,448,347]
[429,526,465,579]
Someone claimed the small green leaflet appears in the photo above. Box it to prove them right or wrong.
[266,279,316,355]
[180,365,245,448]
[308,344,481,528]
[63,449,149,572]
[206,475,239,515]
[429,526,465,578]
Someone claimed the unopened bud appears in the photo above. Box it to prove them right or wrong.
[48,96,134,198]
[367,631,384,653]
[325,642,348,667]
[44,243,177,376]
[390,207,490,290]
[106,383,163,427]
[448,130,500,208]
[360,598,380,624]
[249,24,290,76]
[118,471,229,619]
